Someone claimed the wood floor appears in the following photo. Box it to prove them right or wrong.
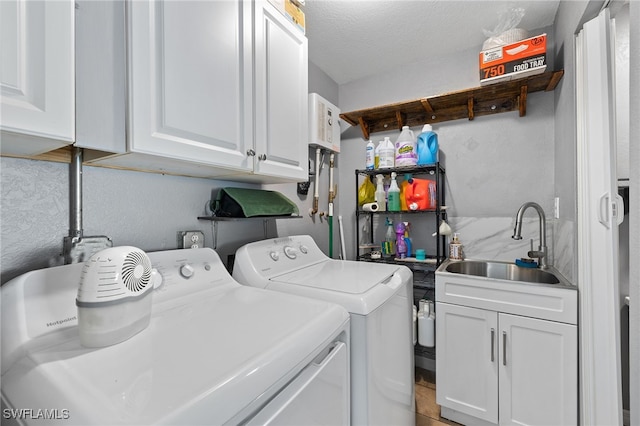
[415,368,461,426]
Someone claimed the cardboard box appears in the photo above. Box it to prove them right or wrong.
[479,33,547,85]
[268,0,305,34]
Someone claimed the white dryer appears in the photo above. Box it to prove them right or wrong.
[233,235,415,426]
[1,247,350,425]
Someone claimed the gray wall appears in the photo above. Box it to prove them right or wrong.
[0,158,266,283]
[267,62,341,256]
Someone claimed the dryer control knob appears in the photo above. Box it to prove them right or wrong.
[269,251,280,261]
[284,246,298,259]
[180,264,195,279]
[299,245,308,254]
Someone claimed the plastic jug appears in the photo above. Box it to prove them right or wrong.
[378,137,395,168]
[416,124,438,165]
[395,126,417,167]
[404,178,437,211]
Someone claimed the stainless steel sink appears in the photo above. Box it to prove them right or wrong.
[444,260,560,284]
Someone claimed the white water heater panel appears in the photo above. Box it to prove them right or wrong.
[309,93,340,152]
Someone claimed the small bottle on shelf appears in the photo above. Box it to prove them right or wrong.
[365,140,375,170]
[384,217,395,257]
[375,174,386,211]
[395,222,407,259]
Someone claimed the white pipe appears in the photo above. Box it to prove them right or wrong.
[338,215,346,260]
[309,148,321,216]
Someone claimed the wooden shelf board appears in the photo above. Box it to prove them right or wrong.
[340,70,564,139]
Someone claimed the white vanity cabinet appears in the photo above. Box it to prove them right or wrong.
[1,0,74,156]
[436,270,578,426]
[81,0,307,182]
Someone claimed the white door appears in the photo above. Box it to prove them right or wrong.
[253,1,308,181]
[499,313,577,425]
[1,0,74,155]
[576,8,624,425]
[127,0,252,172]
[436,303,498,423]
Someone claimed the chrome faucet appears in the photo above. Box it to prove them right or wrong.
[512,202,548,269]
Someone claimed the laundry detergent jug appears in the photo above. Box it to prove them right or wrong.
[395,126,417,167]
[416,124,438,165]
[404,178,437,211]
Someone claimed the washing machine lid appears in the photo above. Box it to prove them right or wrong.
[268,260,404,315]
[1,285,348,425]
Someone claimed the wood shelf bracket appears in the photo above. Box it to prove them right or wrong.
[396,111,406,130]
[420,98,436,120]
[518,85,529,117]
[358,117,370,140]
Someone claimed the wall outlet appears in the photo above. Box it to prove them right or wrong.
[553,197,560,219]
[179,231,205,249]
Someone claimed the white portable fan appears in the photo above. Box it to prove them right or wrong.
[76,246,154,347]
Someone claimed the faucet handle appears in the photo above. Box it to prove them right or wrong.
[530,239,534,252]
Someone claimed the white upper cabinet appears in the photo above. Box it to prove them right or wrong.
[82,0,308,183]
[1,0,74,155]
[253,1,308,181]
[127,0,252,173]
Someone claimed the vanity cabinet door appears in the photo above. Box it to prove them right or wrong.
[127,0,252,173]
[499,313,578,425]
[436,302,499,423]
[1,0,74,155]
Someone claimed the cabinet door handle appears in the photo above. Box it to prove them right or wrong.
[491,328,495,362]
[246,149,256,156]
[502,331,507,366]
[258,154,267,161]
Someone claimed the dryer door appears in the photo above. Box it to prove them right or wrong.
[245,341,349,425]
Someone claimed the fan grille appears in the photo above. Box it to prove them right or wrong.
[121,251,152,293]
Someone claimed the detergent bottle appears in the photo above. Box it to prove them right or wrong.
[378,137,395,169]
[387,172,401,211]
[395,222,407,259]
[405,178,435,211]
[417,124,439,165]
[395,126,417,167]
[365,140,375,170]
[403,222,412,257]
[375,174,386,211]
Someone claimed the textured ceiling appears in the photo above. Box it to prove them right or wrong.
[304,0,560,85]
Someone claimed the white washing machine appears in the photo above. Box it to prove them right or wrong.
[233,235,415,426]
[1,247,350,425]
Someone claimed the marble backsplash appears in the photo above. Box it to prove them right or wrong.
[446,216,575,284]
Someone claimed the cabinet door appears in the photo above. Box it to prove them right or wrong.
[253,1,308,181]
[1,0,74,155]
[436,302,499,423]
[499,313,578,425]
[127,0,252,172]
